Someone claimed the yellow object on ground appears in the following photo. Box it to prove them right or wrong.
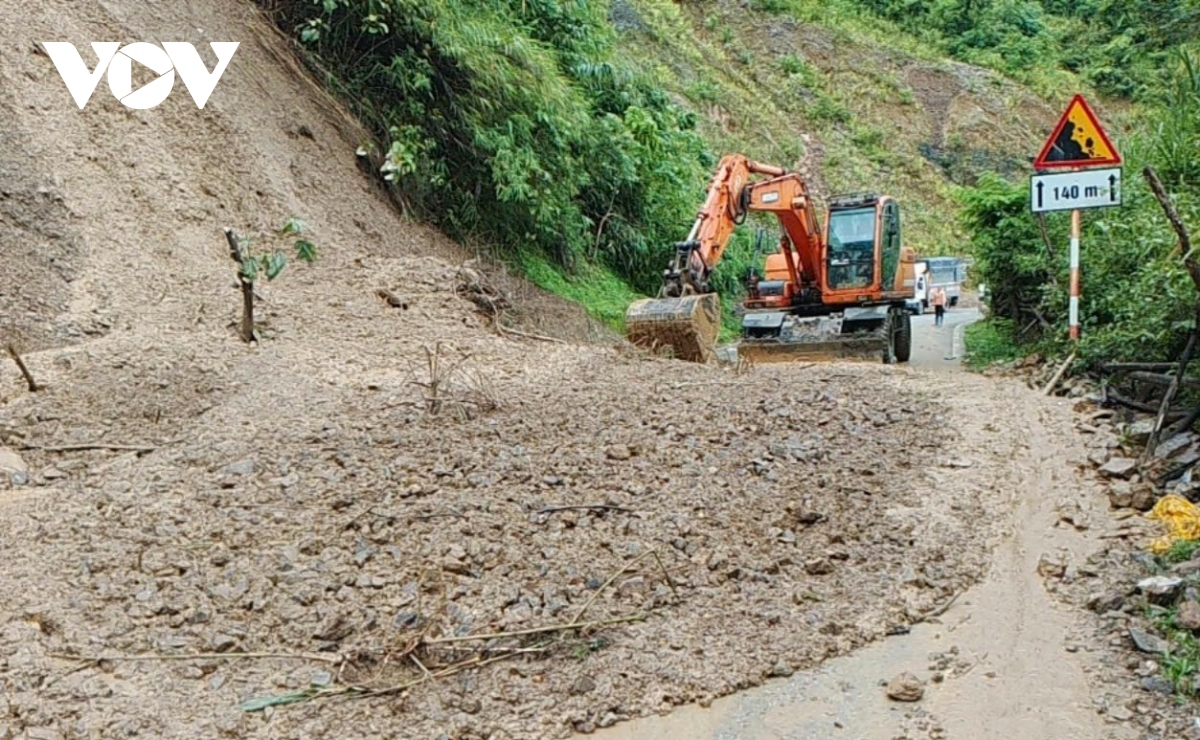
[1146,493,1200,554]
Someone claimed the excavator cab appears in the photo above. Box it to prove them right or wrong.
[823,194,904,298]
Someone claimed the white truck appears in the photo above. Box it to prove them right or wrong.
[906,257,966,314]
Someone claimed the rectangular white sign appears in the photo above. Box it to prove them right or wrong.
[1030,167,1121,213]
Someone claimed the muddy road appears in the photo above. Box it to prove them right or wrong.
[590,316,1134,740]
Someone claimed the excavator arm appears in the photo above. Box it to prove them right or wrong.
[660,155,821,297]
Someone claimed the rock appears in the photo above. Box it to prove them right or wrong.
[618,575,646,596]
[0,447,29,485]
[769,661,794,677]
[1088,450,1111,468]
[1131,484,1159,512]
[605,445,633,461]
[1129,628,1171,655]
[311,670,333,687]
[1179,601,1200,631]
[219,459,255,476]
[1125,419,1156,445]
[210,633,238,652]
[1037,554,1066,579]
[1138,576,1183,600]
[1141,676,1175,694]
[1175,559,1200,576]
[804,557,834,576]
[570,675,596,695]
[1086,591,1125,613]
[1108,482,1133,509]
[1156,433,1196,460]
[886,672,924,702]
[1107,705,1134,722]
[1099,457,1138,480]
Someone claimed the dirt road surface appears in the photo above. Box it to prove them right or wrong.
[0,2,1152,738]
[589,356,1133,740]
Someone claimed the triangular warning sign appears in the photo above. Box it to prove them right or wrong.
[1034,94,1121,169]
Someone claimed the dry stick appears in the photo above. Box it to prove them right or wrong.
[1168,402,1200,437]
[224,228,255,343]
[1034,213,1060,286]
[6,343,39,392]
[1143,166,1200,460]
[1128,371,1200,389]
[49,651,342,664]
[499,326,568,345]
[537,504,633,515]
[1103,362,1180,372]
[1106,391,1187,417]
[424,613,647,646]
[572,550,658,624]
[23,443,159,454]
[1041,351,1077,396]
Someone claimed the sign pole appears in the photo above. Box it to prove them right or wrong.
[1069,208,1081,341]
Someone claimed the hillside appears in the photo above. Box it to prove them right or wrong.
[613,0,1060,252]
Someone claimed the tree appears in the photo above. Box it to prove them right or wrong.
[224,218,318,343]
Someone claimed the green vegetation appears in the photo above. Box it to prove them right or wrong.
[854,0,1200,99]
[963,318,1022,369]
[268,0,710,301]
[1162,538,1200,566]
[963,51,1200,367]
[1147,603,1200,697]
[518,253,644,329]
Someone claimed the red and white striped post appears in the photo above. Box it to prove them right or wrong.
[1068,208,1081,341]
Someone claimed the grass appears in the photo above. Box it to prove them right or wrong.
[1146,603,1200,697]
[518,253,645,331]
[963,318,1023,369]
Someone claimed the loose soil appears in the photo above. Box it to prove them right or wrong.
[0,1,1179,739]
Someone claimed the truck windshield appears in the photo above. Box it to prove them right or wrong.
[827,207,876,290]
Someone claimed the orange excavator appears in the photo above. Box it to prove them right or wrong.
[625,154,917,364]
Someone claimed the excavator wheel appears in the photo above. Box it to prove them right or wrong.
[624,293,721,363]
[895,310,912,363]
[881,307,908,365]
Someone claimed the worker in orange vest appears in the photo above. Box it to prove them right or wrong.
[932,287,947,327]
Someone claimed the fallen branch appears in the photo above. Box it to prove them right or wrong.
[425,613,647,646]
[1106,391,1187,417]
[1102,362,1180,373]
[921,592,961,620]
[1128,371,1200,389]
[537,504,633,515]
[498,326,568,345]
[6,343,40,392]
[568,549,657,623]
[50,650,342,664]
[1143,166,1200,460]
[22,443,160,454]
[1042,352,1076,396]
[1168,402,1200,437]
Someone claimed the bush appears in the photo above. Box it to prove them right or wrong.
[962,51,1200,366]
[265,0,712,295]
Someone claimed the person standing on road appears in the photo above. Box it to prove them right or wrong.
[932,287,947,328]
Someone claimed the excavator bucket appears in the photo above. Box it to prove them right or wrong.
[624,294,720,363]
